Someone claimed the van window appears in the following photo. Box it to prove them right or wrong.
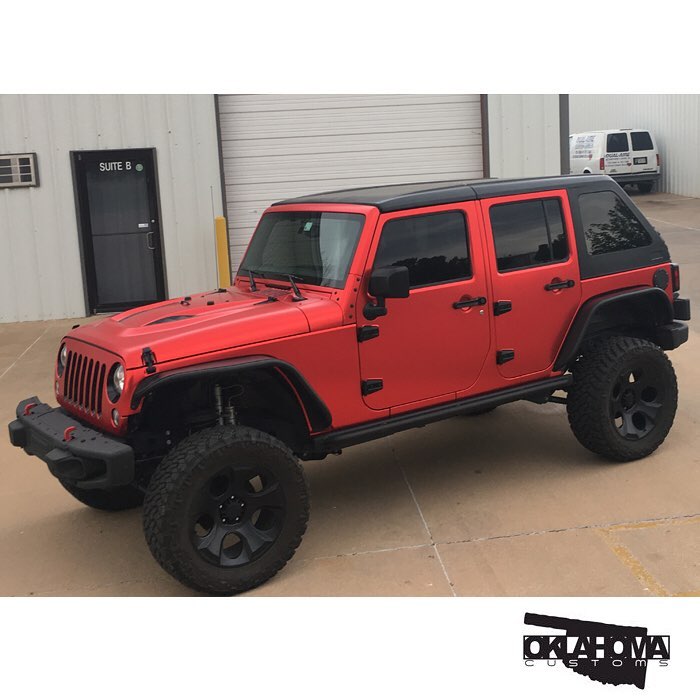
[374,211,471,288]
[631,131,654,151]
[490,198,568,272]
[606,133,629,152]
[579,191,652,256]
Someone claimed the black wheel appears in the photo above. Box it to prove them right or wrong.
[58,479,144,511]
[567,336,678,461]
[638,181,654,194]
[143,425,309,595]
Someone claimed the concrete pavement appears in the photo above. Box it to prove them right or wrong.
[1,191,699,596]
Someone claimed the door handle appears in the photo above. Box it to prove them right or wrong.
[453,296,487,309]
[544,279,574,291]
[146,231,156,251]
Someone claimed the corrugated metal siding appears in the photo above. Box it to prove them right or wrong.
[487,95,562,178]
[570,95,700,198]
[218,94,483,270]
[0,95,224,323]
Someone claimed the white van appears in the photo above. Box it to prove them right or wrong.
[569,129,660,193]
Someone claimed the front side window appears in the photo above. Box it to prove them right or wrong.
[631,131,654,151]
[490,198,568,273]
[579,191,652,255]
[374,211,471,288]
[240,211,365,288]
[606,132,630,152]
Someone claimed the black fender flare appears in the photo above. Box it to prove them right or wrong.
[554,286,674,371]
[130,355,332,432]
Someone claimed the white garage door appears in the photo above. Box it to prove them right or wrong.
[217,94,484,270]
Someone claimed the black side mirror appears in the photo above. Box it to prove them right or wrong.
[365,266,410,320]
[369,266,410,299]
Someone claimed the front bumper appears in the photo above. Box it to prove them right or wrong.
[8,397,135,489]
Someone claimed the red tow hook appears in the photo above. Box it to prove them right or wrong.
[23,402,37,416]
[63,426,77,442]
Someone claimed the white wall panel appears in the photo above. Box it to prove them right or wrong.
[218,94,483,270]
[0,95,223,323]
[570,95,700,198]
[487,95,562,179]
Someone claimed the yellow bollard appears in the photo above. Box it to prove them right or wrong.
[215,216,231,288]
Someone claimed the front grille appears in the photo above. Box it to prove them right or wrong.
[63,351,106,416]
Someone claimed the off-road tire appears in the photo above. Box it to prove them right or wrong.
[143,425,309,595]
[58,479,145,511]
[638,181,654,194]
[567,336,678,461]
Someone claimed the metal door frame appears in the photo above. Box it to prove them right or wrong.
[70,147,167,314]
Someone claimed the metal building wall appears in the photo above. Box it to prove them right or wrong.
[217,94,484,270]
[570,94,700,198]
[0,95,224,323]
[487,95,563,179]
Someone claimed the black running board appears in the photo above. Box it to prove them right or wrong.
[311,374,572,452]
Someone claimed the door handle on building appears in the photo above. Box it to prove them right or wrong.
[146,231,156,251]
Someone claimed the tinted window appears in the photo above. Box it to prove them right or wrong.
[241,211,364,288]
[374,211,470,287]
[606,132,630,152]
[631,131,654,151]
[579,191,653,255]
[490,199,568,272]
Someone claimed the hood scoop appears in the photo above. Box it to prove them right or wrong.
[146,314,195,326]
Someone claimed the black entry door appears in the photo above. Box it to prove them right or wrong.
[72,148,166,313]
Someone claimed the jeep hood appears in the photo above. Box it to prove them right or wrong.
[66,286,343,369]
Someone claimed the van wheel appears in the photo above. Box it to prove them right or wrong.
[143,425,309,595]
[567,336,677,461]
[638,182,654,194]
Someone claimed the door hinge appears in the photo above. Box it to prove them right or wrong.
[361,379,384,395]
[357,325,380,342]
[496,349,515,365]
[493,300,512,316]
[142,346,157,374]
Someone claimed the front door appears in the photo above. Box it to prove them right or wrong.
[72,148,166,313]
[358,205,491,410]
[482,190,581,379]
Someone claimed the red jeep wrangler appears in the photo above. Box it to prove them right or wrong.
[9,175,691,595]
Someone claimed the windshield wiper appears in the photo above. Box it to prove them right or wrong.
[286,274,306,302]
[243,268,263,292]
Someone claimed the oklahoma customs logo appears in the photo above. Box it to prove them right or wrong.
[523,613,670,689]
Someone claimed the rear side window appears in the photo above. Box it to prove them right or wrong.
[579,191,652,255]
[606,132,630,152]
[631,131,654,151]
[490,198,568,272]
[374,211,471,288]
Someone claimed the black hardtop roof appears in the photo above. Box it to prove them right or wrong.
[274,174,613,213]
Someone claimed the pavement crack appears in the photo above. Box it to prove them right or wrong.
[0,326,50,382]
[390,440,457,597]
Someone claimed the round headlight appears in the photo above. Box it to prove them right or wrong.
[108,363,126,402]
[57,344,67,376]
[113,364,125,394]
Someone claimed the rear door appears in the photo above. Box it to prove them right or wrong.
[604,131,633,176]
[482,190,581,379]
[357,204,491,410]
[630,130,658,175]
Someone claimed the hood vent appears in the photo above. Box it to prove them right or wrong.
[146,314,195,326]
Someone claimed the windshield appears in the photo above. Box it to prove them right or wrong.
[240,211,365,288]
